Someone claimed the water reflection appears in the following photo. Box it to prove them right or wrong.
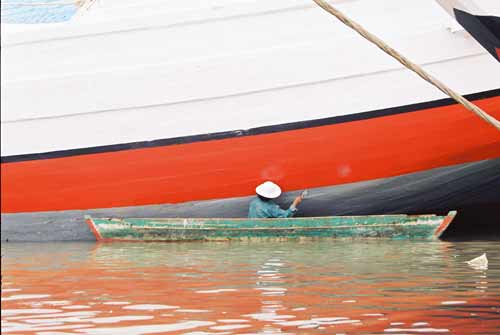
[2,240,499,334]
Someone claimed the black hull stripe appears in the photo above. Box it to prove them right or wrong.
[2,89,499,164]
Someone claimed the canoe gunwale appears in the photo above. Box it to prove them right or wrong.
[130,222,444,231]
[98,214,436,222]
[85,211,456,242]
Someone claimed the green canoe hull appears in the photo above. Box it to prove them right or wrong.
[85,211,456,242]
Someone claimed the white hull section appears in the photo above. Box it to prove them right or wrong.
[2,0,500,156]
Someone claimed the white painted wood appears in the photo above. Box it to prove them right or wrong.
[1,0,499,156]
[2,29,486,122]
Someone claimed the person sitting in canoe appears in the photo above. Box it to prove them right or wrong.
[248,181,303,218]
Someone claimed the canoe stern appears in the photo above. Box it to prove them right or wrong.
[433,210,458,238]
[85,215,103,241]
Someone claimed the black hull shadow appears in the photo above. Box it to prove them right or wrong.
[2,159,499,242]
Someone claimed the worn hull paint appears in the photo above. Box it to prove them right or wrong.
[86,211,456,242]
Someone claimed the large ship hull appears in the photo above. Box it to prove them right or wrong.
[2,92,500,241]
[1,0,500,241]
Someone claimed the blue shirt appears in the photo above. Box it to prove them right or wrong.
[248,197,297,218]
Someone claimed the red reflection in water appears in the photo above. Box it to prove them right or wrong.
[2,241,499,334]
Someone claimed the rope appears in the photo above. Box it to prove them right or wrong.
[312,0,500,131]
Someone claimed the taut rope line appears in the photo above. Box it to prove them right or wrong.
[312,0,500,131]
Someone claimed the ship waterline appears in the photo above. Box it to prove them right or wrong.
[2,158,499,242]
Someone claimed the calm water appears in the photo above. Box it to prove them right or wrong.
[2,240,499,334]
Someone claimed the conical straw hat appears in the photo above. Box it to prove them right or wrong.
[256,181,282,199]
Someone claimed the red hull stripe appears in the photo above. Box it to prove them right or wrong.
[2,95,500,213]
[2,89,498,164]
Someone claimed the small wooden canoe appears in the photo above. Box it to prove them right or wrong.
[85,211,456,242]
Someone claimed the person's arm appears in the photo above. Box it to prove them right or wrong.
[284,196,303,217]
[268,204,296,218]
[290,195,303,210]
[266,196,302,218]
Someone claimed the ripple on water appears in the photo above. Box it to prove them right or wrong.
[62,305,91,310]
[1,294,51,301]
[1,322,93,333]
[384,328,450,333]
[217,319,249,323]
[243,312,296,322]
[2,240,500,335]
[311,317,350,322]
[87,315,154,324]
[264,263,285,267]
[255,287,287,291]
[72,321,216,334]
[195,289,238,294]
[2,309,61,316]
[6,311,99,320]
[122,304,179,310]
[183,332,232,335]
[277,318,361,327]
[298,323,319,329]
[275,320,318,327]
[210,324,251,330]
